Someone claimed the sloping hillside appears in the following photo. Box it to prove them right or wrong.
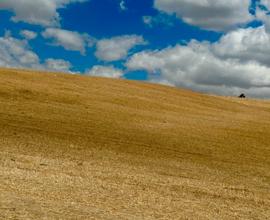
[0,68,269,219]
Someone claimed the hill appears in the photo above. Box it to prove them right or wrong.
[0,68,269,219]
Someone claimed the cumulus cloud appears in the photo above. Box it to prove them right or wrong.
[126,26,270,98]
[20,30,37,40]
[44,58,72,72]
[42,28,94,54]
[86,65,123,78]
[0,31,40,69]
[256,8,270,32]
[154,0,253,31]
[0,32,72,73]
[0,0,87,26]
[95,35,146,61]
[212,26,270,67]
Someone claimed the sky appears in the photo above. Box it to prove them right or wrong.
[1,0,270,98]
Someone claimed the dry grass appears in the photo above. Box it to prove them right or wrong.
[0,68,269,219]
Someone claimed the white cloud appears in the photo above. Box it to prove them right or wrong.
[143,14,174,28]
[212,26,270,67]
[256,8,270,32]
[45,58,72,72]
[0,32,72,73]
[0,0,87,26]
[86,65,123,78]
[42,28,94,54]
[154,0,253,31]
[143,16,153,27]
[120,0,127,11]
[0,31,40,69]
[126,27,270,98]
[95,35,146,61]
[20,30,37,40]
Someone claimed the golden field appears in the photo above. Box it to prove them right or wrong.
[0,68,269,219]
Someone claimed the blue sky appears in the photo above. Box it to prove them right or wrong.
[1,0,270,98]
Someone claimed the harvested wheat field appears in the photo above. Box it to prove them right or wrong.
[0,68,269,219]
